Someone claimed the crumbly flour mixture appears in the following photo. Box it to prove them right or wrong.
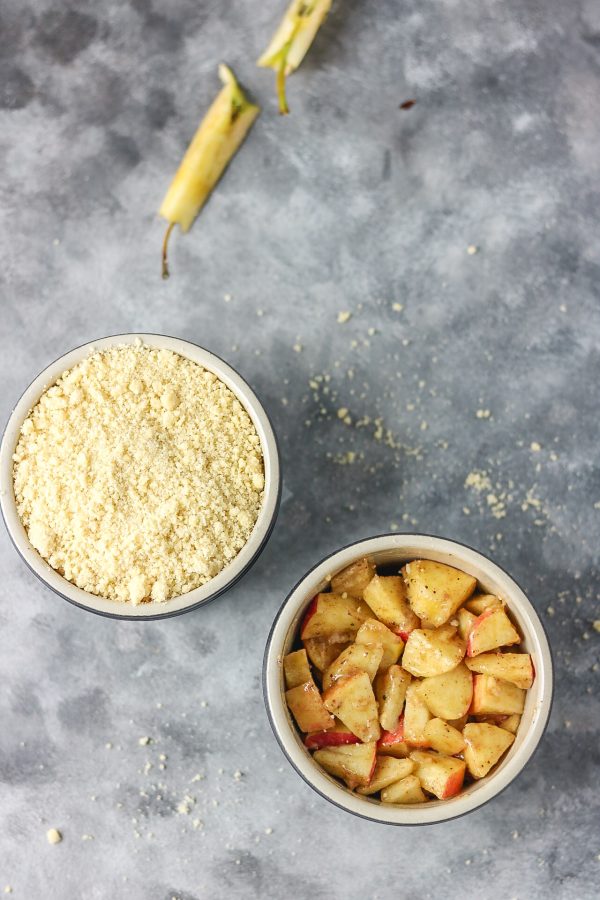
[13,344,264,604]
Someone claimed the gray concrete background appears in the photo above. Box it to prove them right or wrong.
[1,0,599,897]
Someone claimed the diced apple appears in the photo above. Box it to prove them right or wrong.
[402,559,477,627]
[301,593,371,641]
[375,665,412,731]
[463,723,515,778]
[285,681,334,732]
[363,575,420,638]
[322,671,381,742]
[322,642,384,690]
[466,608,521,657]
[423,718,466,755]
[402,629,466,678]
[470,674,526,715]
[283,648,313,689]
[303,637,350,672]
[355,618,404,670]
[377,716,410,758]
[403,683,431,746]
[417,663,473,719]
[500,714,521,734]
[357,757,415,795]
[313,742,377,789]
[457,607,477,642]
[304,719,360,749]
[465,652,534,689]
[464,593,503,616]
[410,750,466,800]
[381,774,427,804]
[331,557,376,598]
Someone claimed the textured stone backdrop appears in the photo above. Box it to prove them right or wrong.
[1,1,599,898]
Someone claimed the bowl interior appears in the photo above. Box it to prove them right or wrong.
[0,334,280,619]
[264,534,552,825]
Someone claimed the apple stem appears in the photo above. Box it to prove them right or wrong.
[276,63,289,115]
[161,221,175,280]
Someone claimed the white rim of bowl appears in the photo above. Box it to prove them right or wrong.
[263,533,554,825]
[0,333,281,619]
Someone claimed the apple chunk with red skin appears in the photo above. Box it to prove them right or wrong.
[363,575,420,639]
[285,681,334,733]
[313,742,377,789]
[356,618,404,670]
[322,641,384,690]
[417,663,473,719]
[301,593,371,642]
[466,607,521,657]
[410,750,466,800]
[377,715,410,758]
[331,557,376,598]
[402,559,477,627]
[465,652,534,689]
[304,719,360,750]
[463,722,515,778]
[402,629,466,678]
[381,774,427,804]
[357,756,415,795]
[470,674,526,716]
[322,671,381,742]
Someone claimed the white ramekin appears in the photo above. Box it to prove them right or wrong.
[263,533,553,825]
[0,334,281,620]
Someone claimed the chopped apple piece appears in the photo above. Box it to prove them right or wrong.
[466,608,521,657]
[410,751,466,800]
[304,719,360,749]
[331,557,376,598]
[381,774,427,804]
[301,593,371,641]
[403,683,431,746]
[322,642,384,690]
[357,757,415,795]
[377,716,410,758]
[423,718,466,755]
[464,593,503,616]
[402,560,476,627]
[363,575,420,638]
[463,723,515,778]
[465,652,534,689]
[457,607,477,641]
[313,742,377,789]
[500,714,521,734]
[283,649,313,689]
[417,663,473,719]
[356,619,404,670]
[402,629,466,678]
[322,671,381,742]
[375,665,412,731]
[285,681,334,732]
[303,637,350,672]
[470,674,526,715]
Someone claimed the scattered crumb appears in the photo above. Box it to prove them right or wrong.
[46,828,62,845]
[530,442,541,452]
[475,409,491,419]
[105,742,113,750]
[593,621,600,632]
[367,327,376,337]
[293,343,303,353]
[264,827,273,835]
[177,795,195,815]
[4,887,12,894]
[467,244,478,255]
[200,701,208,708]
[138,736,151,747]
[192,818,204,830]
[233,770,242,781]
[547,606,555,617]
[465,471,492,493]
[191,773,205,783]
[337,311,352,324]
[81,834,94,841]
[392,303,403,312]
[337,407,349,420]
[223,293,231,302]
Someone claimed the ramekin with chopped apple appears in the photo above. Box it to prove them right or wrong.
[263,535,553,825]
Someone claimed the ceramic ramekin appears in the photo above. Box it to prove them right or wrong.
[263,533,553,825]
[0,334,281,620]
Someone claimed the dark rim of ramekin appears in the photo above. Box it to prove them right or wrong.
[262,532,555,826]
[0,333,282,621]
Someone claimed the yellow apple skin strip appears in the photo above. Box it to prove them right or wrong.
[257,0,332,114]
[159,64,259,278]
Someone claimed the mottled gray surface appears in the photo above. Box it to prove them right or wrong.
[1,0,599,897]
